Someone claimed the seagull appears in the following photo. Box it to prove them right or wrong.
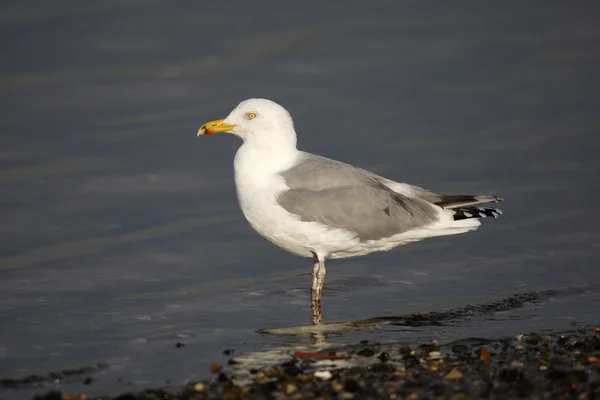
[197,98,503,324]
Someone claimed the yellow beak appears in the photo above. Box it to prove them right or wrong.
[197,119,237,136]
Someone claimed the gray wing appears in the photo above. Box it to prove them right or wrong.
[278,153,439,241]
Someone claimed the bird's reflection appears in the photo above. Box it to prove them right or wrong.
[262,287,562,337]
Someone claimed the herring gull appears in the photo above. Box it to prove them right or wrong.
[197,98,503,324]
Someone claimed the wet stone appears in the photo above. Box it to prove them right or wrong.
[451,344,470,355]
[281,361,302,377]
[356,348,375,357]
[399,346,413,356]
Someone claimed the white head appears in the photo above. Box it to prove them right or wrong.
[198,98,297,150]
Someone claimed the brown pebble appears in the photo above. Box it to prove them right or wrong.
[479,346,491,361]
[332,381,344,392]
[210,364,223,374]
[61,394,80,400]
[428,364,439,372]
[515,345,525,351]
[588,356,598,363]
[407,393,418,400]
[255,371,266,380]
[295,374,313,383]
[594,327,600,333]
[285,383,297,395]
[224,387,244,399]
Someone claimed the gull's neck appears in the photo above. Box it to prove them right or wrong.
[234,141,299,211]
[235,141,299,176]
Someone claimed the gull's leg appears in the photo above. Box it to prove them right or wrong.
[311,254,326,325]
[311,254,321,294]
[317,259,326,297]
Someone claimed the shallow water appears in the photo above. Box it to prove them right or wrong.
[1,1,599,398]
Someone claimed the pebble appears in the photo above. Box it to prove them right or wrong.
[331,381,344,392]
[478,346,491,361]
[284,383,297,395]
[445,369,464,380]
[314,370,333,380]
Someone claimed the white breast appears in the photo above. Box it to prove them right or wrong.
[233,144,358,258]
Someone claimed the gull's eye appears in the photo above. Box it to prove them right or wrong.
[246,112,257,120]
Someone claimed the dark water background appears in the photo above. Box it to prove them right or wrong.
[1,1,599,398]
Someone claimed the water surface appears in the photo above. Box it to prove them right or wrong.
[1,1,599,398]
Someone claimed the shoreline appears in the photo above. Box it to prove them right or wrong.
[30,327,600,399]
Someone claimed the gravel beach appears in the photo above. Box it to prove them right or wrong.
[26,328,600,399]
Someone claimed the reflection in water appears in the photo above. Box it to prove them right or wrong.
[260,286,597,336]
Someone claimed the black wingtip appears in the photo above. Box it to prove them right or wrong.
[453,206,503,221]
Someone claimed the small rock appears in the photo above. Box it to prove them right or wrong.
[356,348,375,357]
[282,362,302,377]
[420,343,439,355]
[428,351,441,360]
[394,370,406,378]
[61,394,80,400]
[525,334,542,345]
[451,344,469,354]
[193,383,205,391]
[314,370,333,380]
[445,369,464,380]
[210,364,222,374]
[295,374,313,383]
[284,383,297,396]
[332,381,344,392]
[478,346,491,361]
